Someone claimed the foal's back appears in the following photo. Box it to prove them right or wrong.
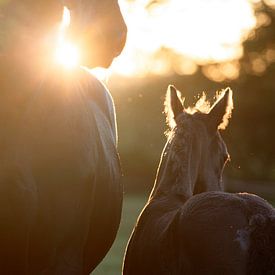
[124,191,274,275]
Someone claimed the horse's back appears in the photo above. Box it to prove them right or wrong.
[0,70,122,274]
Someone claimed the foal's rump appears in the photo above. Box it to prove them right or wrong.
[237,193,275,275]
[2,69,122,274]
[179,191,275,274]
[248,213,275,275]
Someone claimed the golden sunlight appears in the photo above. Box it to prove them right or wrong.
[109,0,257,77]
[54,7,80,69]
[55,42,80,69]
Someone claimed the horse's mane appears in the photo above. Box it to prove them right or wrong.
[85,74,120,179]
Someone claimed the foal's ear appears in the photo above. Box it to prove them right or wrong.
[165,85,184,128]
[208,88,233,131]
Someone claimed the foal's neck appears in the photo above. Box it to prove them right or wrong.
[150,129,194,200]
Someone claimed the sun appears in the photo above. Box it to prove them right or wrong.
[55,42,80,69]
[54,7,80,69]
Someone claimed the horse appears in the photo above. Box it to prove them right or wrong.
[0,1,127,274]
[123,85,275,275]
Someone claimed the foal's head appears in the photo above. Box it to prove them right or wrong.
[164,85,233,196]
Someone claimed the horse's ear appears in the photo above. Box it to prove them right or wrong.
[165,85,184,128]
[208,88,233,131]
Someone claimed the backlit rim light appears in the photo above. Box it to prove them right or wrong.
[54,7,80,69]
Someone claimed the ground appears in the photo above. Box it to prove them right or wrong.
[93,194,147,275]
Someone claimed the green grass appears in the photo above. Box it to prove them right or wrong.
[93,194,147,275]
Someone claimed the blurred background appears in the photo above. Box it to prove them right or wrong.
[93,0,275,273]
[101,0,275,196]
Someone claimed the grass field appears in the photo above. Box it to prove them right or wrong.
[93,194,275,275]
[93,194,147,275]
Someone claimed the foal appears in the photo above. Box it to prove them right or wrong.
[123,86,275,275]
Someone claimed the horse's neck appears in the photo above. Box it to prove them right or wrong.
[150,132,194,200]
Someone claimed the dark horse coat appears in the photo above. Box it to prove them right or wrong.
[124,192,275,275]
[0,69,122,274]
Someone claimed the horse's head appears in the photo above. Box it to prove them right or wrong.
[0,0,127,70]
[165,85,233,195]
[64,0,127,68]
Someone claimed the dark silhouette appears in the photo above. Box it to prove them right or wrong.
[123,86,275,274]
[0,1,126,274]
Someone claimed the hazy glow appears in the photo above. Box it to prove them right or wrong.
[90,67,111,81]
[62,6,71,28]
[110,0,257,77]
[55,42,80,68]
[54,7,80,69]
